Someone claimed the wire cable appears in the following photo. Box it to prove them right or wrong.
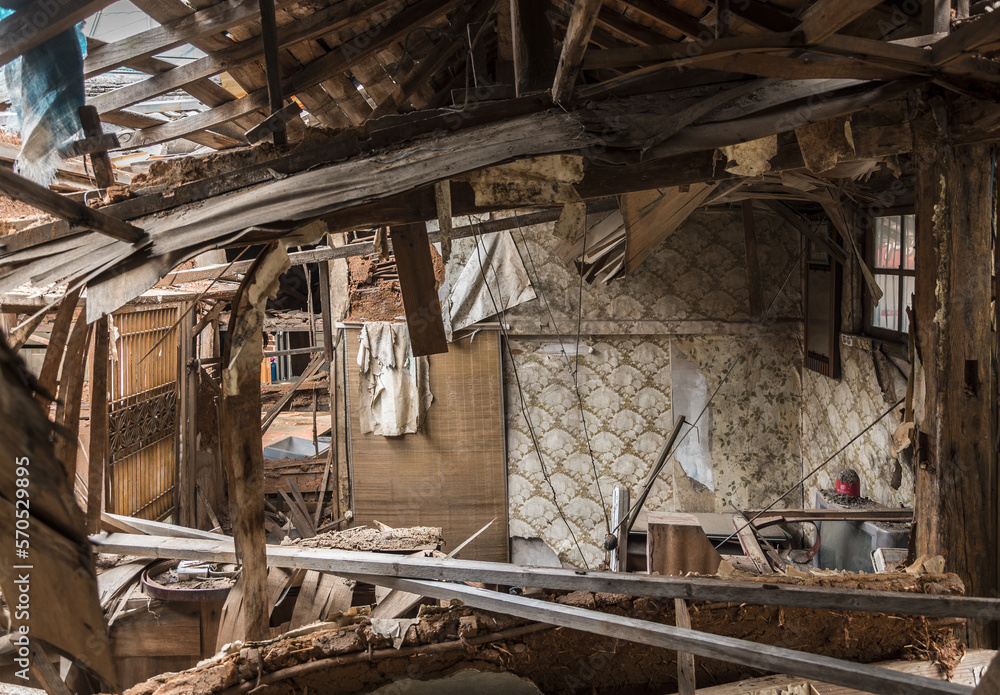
[714,396,905,549]
[513,212,612,540]
[468,219,591,569]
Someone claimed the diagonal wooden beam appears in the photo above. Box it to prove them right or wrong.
[797,0,885,44]
[89,0,443,118]
[0,0,116,68]
[389,223,448,356]
[931,9,1000,65]
[372,0,492,117]
[552,0,602,103]
[261,353,326,435]
[83,0,273,77]
[0,167,144,243]
[116,0,458,148]
[620,0,710,39]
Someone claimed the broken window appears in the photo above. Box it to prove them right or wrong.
[865,214,916,341]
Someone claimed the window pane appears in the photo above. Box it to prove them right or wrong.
[903,214,915,271]
[901,275,914,334]
[874,216,902,270]
[872,273,901,331]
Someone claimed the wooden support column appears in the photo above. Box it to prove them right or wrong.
[177,303,198,527]
[86,317,109,534]
[389,223,448,356]
[914,136,996,648]
[551,0,601,104]
[258,0,286,146]
[77,106,116,190]
[510,0,555,96]
[35,286,82,409]
[220,242,290,642]
[923,0,951,35]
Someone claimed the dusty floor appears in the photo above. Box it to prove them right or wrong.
[123,573,967,695]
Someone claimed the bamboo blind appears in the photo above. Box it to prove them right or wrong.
[346,328,508,561]
[107,306,180,520]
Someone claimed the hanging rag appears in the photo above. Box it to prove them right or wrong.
[1,18,87,185]
[357,322,433,436]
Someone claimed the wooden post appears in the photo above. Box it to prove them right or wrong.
[86,316,110,535]
[510,0,555,96]
[35,286,82,409]
[258,0,286,146]
[77,105,116,190]
[219,242,290,641]
[674,599,696,695]
[914,136,996,648]
[551,0,601,104]
[923,0,950,34]
[388,223,448,356]
[177,303,198,527]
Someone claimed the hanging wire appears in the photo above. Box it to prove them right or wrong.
[607,240,808,537]
[468,219,591,569]
[514,211,612,538]
[715,396,905,549]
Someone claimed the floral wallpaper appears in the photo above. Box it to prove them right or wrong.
[802,344,913,509]
[505,337,674,569]
[494,209,805,566]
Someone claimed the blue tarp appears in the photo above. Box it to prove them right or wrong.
[1,16,87,185]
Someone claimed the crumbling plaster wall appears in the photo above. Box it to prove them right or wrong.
[463,209,805,566]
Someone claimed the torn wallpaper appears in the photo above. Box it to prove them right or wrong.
[440,230,536,341]
[357,322,433,436]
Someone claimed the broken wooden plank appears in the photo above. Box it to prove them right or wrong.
[103,513,230,540]
[388,223,448,356]
[0,167,143,243]
[797,0,885,44]
[511,0,556,96]
[733,514,774,574]
[77,107,116,191]
[289,571,352,628]
[91,533,1000,621]
[551,0,602,104]
[647,512,724,577]
[622,184,716,273]
[675,598,696,695]
[279,489,317,539]
[53,315,92,478]
[34,286,82,407]
[260,353,326,434]
[338,577,974,695]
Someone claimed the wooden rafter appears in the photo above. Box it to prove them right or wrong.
[0,0,117,68]
[118,0,459,148]
[620,0,710,40]
[797,0,886,44]
[83,0,281,77]
[552,0,603,103]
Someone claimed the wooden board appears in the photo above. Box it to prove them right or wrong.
[647,512,724,576]
[347,328,507,562]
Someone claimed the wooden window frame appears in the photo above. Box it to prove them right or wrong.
[863,210,915,344]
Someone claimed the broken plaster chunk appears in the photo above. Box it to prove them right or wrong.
[719,135,778,177]
[370,617,420,650]
[795,115,856,174]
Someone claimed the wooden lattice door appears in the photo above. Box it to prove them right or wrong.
[106,306,181,520]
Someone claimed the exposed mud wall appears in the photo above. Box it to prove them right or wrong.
[122,575,965,695]
[485,210,804,566]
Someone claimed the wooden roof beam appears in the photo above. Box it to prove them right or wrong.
[120,0,459,148]
[552,0,602,103]
[0,0,116,67]
[797,0,887,44]
[88,0,407,116]
[931,8,1000,64]
[83,0,283,78]
[620,0,711,40]
[0,167,144,243]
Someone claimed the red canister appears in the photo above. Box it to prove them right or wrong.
[835,469,861,497]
